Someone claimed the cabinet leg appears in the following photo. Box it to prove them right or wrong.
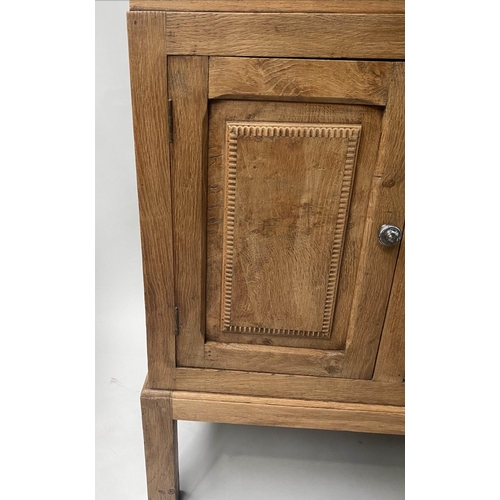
[141,391,179,500]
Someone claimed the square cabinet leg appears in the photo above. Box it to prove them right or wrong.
[141,391,179,500]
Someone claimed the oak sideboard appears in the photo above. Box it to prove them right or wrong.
[127,1,405,498]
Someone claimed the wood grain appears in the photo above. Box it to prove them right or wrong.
[168,56,209,368]
[130,0,405,14]
[174,367,405,405]
[170,391,404,435]
[141,391,179,500]
[166,13,405,59]
[206,100,383,352]
[209,58,394,106]
[203,342,345,377]
[127,12,175,389]
[129,9,406,498]
[341,63,405,379]
[373,230,405,382]
[221,122,361,338]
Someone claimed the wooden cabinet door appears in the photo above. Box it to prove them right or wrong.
[169,57,404,380]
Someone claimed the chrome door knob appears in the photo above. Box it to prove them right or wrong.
[378,224,402,246]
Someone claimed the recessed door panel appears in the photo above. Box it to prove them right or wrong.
[206,99,383,352]
[220,121,360,338]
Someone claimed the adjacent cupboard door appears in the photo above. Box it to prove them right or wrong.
[168,57,404,380]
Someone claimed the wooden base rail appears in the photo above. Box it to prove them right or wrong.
[140,379,404,500]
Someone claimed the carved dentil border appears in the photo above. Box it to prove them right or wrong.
[222,121,362,338]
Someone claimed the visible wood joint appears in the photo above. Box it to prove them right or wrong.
[168,99,173,143]
[174,307,179,336]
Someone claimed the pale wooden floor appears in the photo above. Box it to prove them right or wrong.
[95,2,405,499]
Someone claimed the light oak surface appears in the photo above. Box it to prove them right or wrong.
[141,391,179,500]
[222,122,361,338]
[341,63,405,379]
[168,56,402,376]
[174,367,405,405]
[127,12,176,388]
[130,0,405,14]
[209,58,394,106]
[128,6,405,499]
[373,230,405,382]
[140,379,404,499]
[204,341,345,377]
[128,13,405,386]
[205,99,384,356]
[166,13,405,59]
[168,56,209,369]
[170,391,405,435]
[142,385,404,437]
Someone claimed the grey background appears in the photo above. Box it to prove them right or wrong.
[95,2,405,498]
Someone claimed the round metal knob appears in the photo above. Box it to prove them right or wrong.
[378,224,402,247]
